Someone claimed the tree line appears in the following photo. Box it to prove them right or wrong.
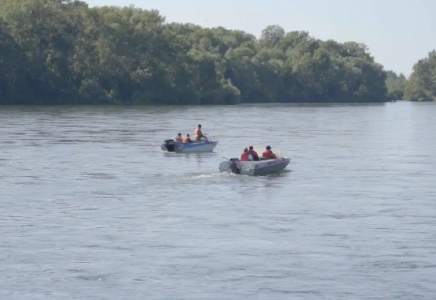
[386,49,436,102]
[402,50,436,101]
[0,0,433,104]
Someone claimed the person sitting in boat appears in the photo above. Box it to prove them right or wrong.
[174,133,183,142]
[183,133,192,143]
[194,124,208,141]
[262,145,277,159]
[240,148,251,161]
[247,146,260,161]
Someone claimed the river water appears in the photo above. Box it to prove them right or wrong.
[1,101,435,299]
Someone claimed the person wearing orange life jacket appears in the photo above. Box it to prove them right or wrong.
[247,146,259,161]
[240,148,250,161]
[262,145,277,159]
[174,133,183,142]
[194,124,208,141]
[183,133,192,143]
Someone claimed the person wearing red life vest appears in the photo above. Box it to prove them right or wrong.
[240,148,250,161]
[247,146,259,161]
[262,145,277,159]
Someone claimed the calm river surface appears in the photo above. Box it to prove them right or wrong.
[1,101,435,299]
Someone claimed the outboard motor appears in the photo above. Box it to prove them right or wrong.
[229,158,241,174]
[163,139,176,152]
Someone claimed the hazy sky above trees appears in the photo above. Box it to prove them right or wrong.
[86,0,436,76]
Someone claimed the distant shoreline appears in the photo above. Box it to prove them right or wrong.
[1,100,411,107]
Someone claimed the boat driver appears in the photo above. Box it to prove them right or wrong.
[262,145,277,159]
[194,124,207,141]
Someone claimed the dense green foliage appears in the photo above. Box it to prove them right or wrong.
[385,71,407,100]
[405,50,436,101]
[0,0,392,104]
[385,51,436,102]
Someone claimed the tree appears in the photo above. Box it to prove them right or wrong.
[385,71,407,100]
[0,21,30,104]
[260,25,285,48]
[405,51,436,101]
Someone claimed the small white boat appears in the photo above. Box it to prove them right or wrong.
[219,148,290,176]
[161,135,218,153]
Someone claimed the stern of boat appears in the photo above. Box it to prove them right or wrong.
[161,139,176,152]
[219,158,240,174]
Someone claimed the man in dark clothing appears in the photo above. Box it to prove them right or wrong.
[247,146,260,161]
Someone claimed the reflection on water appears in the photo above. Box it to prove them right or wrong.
[1,101,436,300]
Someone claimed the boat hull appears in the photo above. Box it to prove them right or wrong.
[219,157,290,176]
[161,140,218,153]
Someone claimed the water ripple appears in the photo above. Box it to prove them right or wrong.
[0,102,435,300]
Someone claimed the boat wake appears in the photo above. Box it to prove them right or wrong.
[189,172,235,179]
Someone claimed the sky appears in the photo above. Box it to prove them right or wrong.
[85,0,436,76]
